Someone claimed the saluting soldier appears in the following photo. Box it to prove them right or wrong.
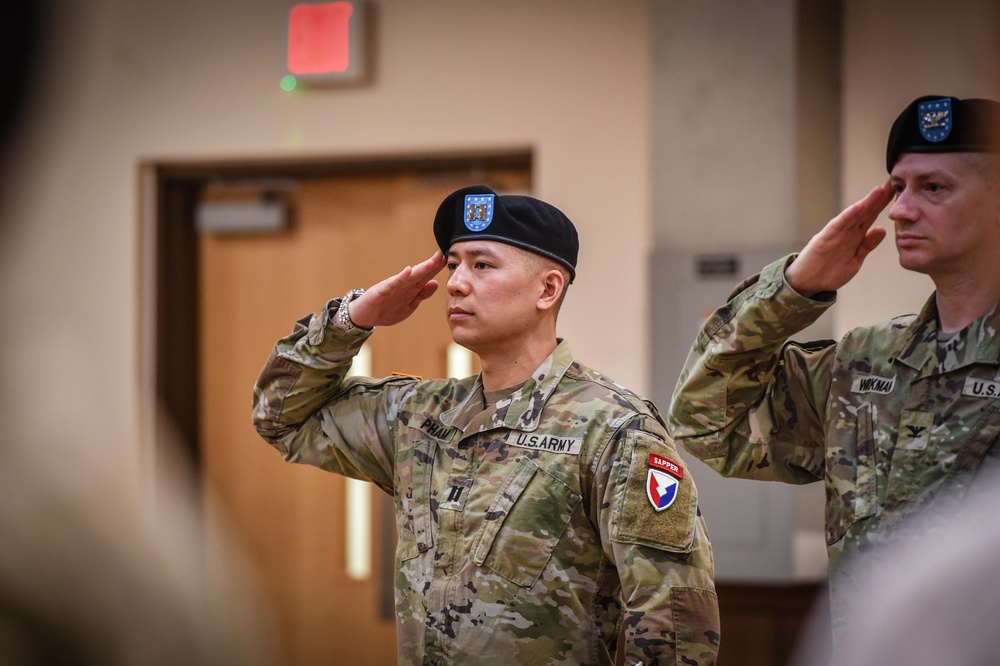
[252,185,720,665]
[667,95,1000,644]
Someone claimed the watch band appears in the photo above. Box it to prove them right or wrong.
[334,288,367,333]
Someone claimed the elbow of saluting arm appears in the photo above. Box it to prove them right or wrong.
[250,307,367,446]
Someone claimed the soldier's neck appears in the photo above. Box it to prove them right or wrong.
[478,333,557,392]
[934,271,1000,333]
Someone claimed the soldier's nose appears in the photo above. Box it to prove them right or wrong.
[888,189,915,222]
[447,269,469,295]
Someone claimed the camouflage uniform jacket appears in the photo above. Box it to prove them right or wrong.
[252,299,720,665]
[668,254,1000,626]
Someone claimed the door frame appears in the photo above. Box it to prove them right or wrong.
[137,147,532,498]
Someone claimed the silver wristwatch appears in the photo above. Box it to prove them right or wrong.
[334,288,367,333]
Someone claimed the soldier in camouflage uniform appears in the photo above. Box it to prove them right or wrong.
[668,95,1000,640]
[252,185,720,665]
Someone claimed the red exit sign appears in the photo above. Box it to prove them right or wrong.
[284,1,366,87]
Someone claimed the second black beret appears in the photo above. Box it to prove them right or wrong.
[886,95,1000,172]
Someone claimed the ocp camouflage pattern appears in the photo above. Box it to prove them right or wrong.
[668,255,1000,636]
[253,298,720,665]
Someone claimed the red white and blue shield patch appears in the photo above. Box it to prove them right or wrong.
[647,468,679,512]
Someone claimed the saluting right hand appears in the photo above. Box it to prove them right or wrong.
[785,180,895,297]
[347,251,447,329]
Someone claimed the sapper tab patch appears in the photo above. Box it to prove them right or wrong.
[648,452,683,479]
[463,193,495,232]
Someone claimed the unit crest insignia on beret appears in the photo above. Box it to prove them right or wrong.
[463,193,494,232]
[918,97,952,143]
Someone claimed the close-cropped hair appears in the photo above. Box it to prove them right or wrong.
[522,250,571,311]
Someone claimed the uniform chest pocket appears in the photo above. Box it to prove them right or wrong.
[825,402,877,545]
[395,438,437,562]
[884,410,938,510]
[470,457,581,588]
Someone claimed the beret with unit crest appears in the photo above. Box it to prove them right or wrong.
[433,185,579,282]
[886,95,1000,171]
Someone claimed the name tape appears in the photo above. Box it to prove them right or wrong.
[963,377,1000,399]
[851,375,896,394]
[506,432,583,455]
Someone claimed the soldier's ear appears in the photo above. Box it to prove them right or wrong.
[537,269,564,312]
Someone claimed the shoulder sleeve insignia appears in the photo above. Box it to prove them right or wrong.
[647,452,684,511]
[646,468,678,511]
[610,432,696,553]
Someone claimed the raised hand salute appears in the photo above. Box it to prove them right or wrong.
[784,180,895,298]
[347,251,446,329]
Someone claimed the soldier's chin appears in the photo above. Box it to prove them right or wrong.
[895,249,933,275]
[447,326,477,349]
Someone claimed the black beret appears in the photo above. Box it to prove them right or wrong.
[886,95,1000,171]
[433,185,579,282]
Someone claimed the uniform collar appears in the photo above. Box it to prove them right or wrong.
[440,339,574,433]
[891,295,1000,374]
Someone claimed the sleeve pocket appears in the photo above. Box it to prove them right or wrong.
[611,431,697,554]
[671,587,721,664]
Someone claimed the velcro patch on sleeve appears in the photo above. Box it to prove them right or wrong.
[610,431,696,553]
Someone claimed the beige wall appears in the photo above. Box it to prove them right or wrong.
[0,0,652,481]
[653,0,799,249]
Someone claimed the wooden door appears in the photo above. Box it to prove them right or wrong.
[197,168,528,664]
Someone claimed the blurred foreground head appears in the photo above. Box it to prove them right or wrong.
[0,2,46,166]
[0,4,283,663]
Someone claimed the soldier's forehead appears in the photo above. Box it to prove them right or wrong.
[448,240,527,259]
[890,152,969,177]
